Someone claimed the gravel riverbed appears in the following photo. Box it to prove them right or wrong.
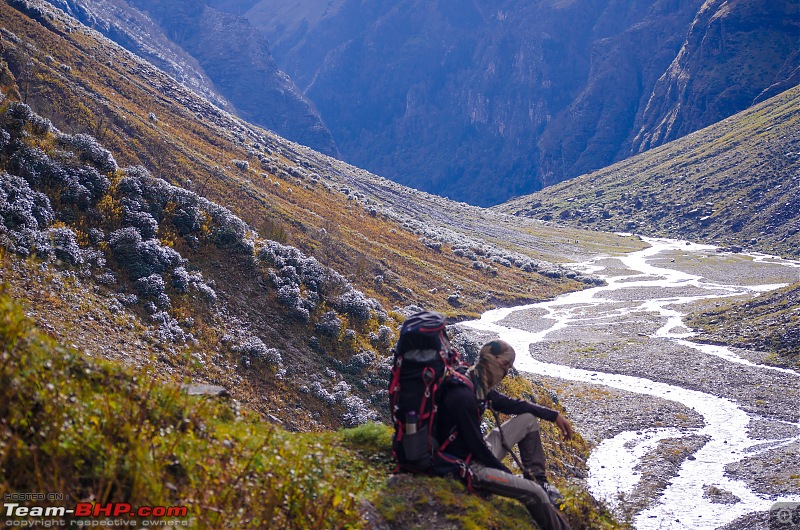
[456,238,800,529]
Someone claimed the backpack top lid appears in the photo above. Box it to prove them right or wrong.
[400,311,446,333]
[395,311,448,356]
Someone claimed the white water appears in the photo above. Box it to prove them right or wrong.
[463,237,800,529]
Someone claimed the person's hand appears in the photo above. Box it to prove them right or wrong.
[555,414,573,440]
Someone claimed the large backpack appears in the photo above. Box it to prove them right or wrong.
[388,311,469,473]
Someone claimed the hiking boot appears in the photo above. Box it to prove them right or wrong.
[537,479,563,507]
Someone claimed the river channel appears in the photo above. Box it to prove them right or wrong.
[462,237,800,529]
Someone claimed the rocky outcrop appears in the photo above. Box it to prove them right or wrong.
[537,0,702,187]
[630,0,800,153]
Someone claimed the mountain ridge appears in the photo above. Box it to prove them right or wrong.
[36,0,798,207]
[497,85,800,259]
[44,0,339,157]
[238,0,797,206]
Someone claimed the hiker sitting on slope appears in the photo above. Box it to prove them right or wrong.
[436,339,573,530]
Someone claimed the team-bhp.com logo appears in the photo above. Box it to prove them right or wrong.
[771,502,800,529]
[4,499,191,527]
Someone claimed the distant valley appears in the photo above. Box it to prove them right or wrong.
[34,0,799,206]
[1,0,799,527]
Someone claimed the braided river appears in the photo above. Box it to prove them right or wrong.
[464,237,800,529]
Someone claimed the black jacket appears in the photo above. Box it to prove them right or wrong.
[436,381,559,472]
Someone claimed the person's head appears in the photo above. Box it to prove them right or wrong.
[475,339,516,390]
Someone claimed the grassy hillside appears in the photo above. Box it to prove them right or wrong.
[0,292,620,529]
[0,0,607,429]
[498,86,800,259]
[685,283,800,369]
[0,2,622,527]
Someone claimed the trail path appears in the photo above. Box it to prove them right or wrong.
[462,237,800,529]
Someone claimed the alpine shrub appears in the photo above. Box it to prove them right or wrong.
[237,336,282,367]
[194,281,217,302]
[170,266,216,301]
[47,227,83,265]
[71,166,110,202]
[0,129,10,151]
[369,325,394,351]
[173,206,203,236]
[337,291,374,321]
[308,382,336,405]
[0,173,54,256]
[201,200,248,250]
[108,227,183,279]
[150,311,191,344]
[171,266,191,293]
[122,207,159,239]
[315,311,342,338]
[348,350,375,372]
[341,395,378,427]
[4,102,37,133]
[279,265,299,284]
[0,173,54,231]
[60,179,92,209]
[276,284,301,308]
[56,133,118,174]
[9,146,65,187]
[117,172,144,198]
[136,273,166,298]
[87,228,104,244]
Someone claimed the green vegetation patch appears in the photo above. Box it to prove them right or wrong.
[685,282,800,368]
[0,291,623,529]
[0,290,365,528]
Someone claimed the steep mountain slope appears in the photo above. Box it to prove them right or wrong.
[630,0,800,153]
[498,86,800,259]
[44,0,338,156]
[632,0,800,152]
[0,3,620,526]
[234,0,796,206]
[46,0,229,110]
[0,0,606,430]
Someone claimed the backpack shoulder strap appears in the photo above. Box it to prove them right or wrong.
[443,366,474,392]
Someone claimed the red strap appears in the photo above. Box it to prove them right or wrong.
[439,428,458,452]
[389,358,403,420]
[446,367,474,392]
[463,454,475,493]
[417,366,436,417]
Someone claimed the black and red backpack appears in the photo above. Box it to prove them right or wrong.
[388,311,472,473]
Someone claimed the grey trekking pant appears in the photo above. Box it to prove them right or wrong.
[470,413,571,530]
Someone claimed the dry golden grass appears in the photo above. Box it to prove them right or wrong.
[1,2,583,320]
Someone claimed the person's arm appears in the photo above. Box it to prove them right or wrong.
[488,389,573,439]
[446,387,511,472]
[554,413,573,439]
[488,389,559,422]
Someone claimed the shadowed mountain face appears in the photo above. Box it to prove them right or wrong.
[498,86,800,259]
[630,0,800,152]
[229,0,796,206]
[46,0,338,156]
